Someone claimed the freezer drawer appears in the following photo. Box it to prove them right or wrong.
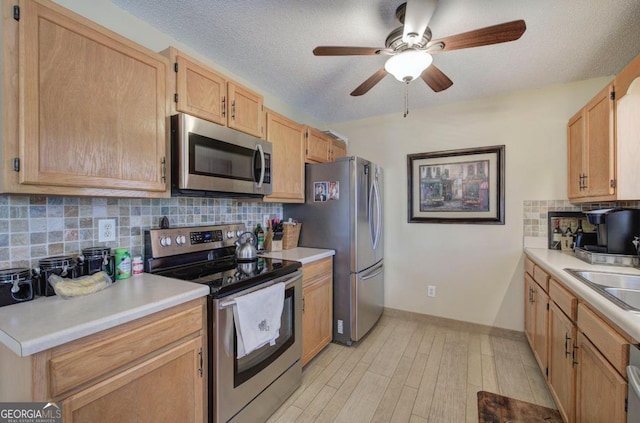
[351,260,384,342]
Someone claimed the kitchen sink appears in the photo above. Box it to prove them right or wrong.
[564,269,640,312]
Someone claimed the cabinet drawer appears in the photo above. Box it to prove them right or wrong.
[550,278,577,321]
[533,265,550,292]
[577,303,628,376]
[525,257,535,277]
[302,257,332,286]
[49,300,204,398]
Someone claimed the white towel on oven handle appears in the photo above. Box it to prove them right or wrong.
[232,282,285,359]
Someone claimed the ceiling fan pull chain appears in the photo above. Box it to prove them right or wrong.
[403,82,409,118]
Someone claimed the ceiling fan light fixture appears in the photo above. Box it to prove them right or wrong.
[384,50,432,82]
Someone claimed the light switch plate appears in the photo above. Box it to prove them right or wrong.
[98,219,116,242]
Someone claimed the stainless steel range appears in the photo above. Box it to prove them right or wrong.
[145,223,302,423]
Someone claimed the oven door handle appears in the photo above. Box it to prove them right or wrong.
[628,364,640,399]
[218,271,302,310]
[256,144,266,189]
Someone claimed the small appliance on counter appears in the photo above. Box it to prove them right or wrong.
[583,208,640,255]
[0,268,34,307]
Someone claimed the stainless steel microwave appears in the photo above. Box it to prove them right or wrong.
[171,113,272,197]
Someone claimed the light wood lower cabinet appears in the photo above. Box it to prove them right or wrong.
[524,258,548,372]
[575,332,627,423]
[0,298,206,423]
[301,257,333,366]
[548,301,576,423]
[524,255,631,423]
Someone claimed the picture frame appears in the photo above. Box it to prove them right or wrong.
[407,145,505,224]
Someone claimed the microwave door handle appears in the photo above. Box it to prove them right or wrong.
[256,144,266,188]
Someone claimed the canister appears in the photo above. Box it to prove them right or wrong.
[0,268,34,307]
[114,248,132,280]
[35,255,78,296]
[78,246,115,281]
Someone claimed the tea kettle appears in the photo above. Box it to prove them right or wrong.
[235,232,258,262]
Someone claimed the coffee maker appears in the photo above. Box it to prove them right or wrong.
[584,208,640,255]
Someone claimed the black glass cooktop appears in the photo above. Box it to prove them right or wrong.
[155,256,301,297]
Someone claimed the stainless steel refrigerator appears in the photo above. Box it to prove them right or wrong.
[284,156,383,345]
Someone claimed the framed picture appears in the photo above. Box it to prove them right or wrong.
[407,145,505,224]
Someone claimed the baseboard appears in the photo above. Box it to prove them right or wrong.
[382,307,525,341]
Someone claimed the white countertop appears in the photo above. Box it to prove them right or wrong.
[0,274,210,357]
[259,247,335,265]
[524,247,640,342]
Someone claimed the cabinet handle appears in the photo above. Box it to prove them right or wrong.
[198,347,203,377]
[302,297,305,313]
[231,100,236,120]
[222,97,226,118]
[572,344,579,367]
[161,157,167,183]
[564,333,571,358]
[530,287,535,303]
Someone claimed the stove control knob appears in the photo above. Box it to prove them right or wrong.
[226,231,234,239]
[226,276,234,284]
[236,230,242,237]
[160,236,172,247]
[175,235,186,246]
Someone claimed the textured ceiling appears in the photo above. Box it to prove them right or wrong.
[108,0,640,124]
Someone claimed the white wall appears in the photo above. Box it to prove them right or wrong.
[331,77,611,331]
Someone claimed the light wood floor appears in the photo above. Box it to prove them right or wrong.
[268,310,556,423]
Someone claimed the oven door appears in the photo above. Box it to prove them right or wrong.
[173,113,272,196]
[213,270,302,423]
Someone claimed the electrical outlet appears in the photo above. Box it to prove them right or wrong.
[427,285,436,297]
[98,219,116,242]
[263,214,270,229]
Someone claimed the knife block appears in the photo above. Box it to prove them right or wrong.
[264,230,283,252]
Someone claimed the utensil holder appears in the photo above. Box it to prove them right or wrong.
[264,231,283,252]
[282,223,301,250]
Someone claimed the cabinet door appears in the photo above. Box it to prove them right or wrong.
[331,139,347,161]
[19,0,167,192]
[264,110,305,203]
[548,302,576,423]
[575,332,627,423]
[533,282,549,371]
[175,53,226,125]
[524,273,536,348]
[567,110,585,200]
[583,84,615,199]
[301,274,333,366]
[227,82,264,138]
[62,337,204,423]
[305,127,331,163]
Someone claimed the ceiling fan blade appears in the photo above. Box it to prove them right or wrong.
[350,68,388,96]
[421,64,453,92]
[313,46,386,56]
[426,20,526,53]
[402,0,438,46]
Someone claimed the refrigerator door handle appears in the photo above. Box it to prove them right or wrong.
[368,180,376,248]
[373,177,382,250]
[361,264,384,281]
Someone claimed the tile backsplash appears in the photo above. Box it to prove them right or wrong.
[0,195,282,270]
[523,199,640,238]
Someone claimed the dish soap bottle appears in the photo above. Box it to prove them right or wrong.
[254,224,265,251]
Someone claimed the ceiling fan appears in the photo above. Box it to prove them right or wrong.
[313,0,526,98]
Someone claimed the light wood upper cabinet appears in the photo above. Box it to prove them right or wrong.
[163,47,264,138]
[568,53,640,203]
[305,126,332,163]
[331,139,347,161]
[227,82,264,138]
[305,127,347,163]
[2,0,169,197]
[174,50,227,125]
[264,109,305,203]
[301,257,333,366]
[567,84,615,202]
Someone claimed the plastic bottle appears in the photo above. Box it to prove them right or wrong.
[255,223,265,251]
[114,248,132,280]
[132,256,143,275]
